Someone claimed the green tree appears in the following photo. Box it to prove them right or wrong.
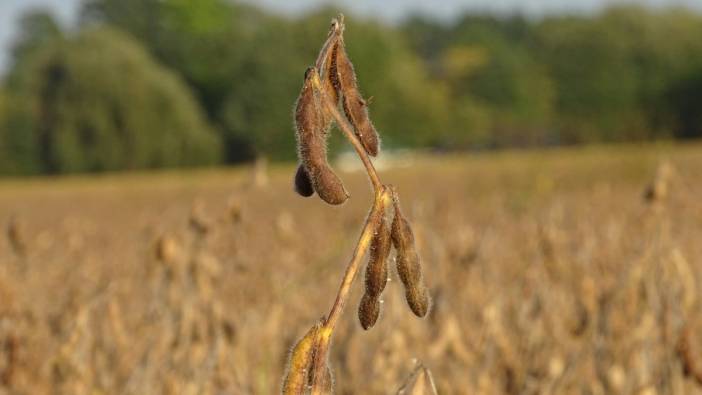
[446,17,555,146]
[1,26,221,174]
[606,7,702,137]
[10,10,63,66]
[405,15,555,148]
[0,89,40,174]
[340,15,452,149]
[666,70,702,139]
[0,11,63,174]
[534,8,650,142]
[82,0,266,161]
[84,2,452,160]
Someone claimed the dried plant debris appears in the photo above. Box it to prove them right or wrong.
[7,215,27,257]
[358,207,392,329]
[678,318,702,386]
[643,160,674,204]
[295,67,349,205]
[396,362,438,395]
[391,195,430,318]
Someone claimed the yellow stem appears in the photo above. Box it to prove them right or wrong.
[310,188,391,394]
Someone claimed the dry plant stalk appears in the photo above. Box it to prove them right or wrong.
[283,15,431,394]
[396,362,439,395]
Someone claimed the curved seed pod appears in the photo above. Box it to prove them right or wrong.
[366,215,391,296]
[391,197,431,318]
[332,37,380,156]
[358,211,392,329]
[358,293,381,330]
[282,322,320,395]
[404,282,430,317]
[294,164,314,197]
[295,67,349,205]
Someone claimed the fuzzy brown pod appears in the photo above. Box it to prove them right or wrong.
[366,214,391,296]
[282,322,321,395]
[358,293,381,330]
[358,211,392,329]
[331,36,380,157]
[295,67,349,205]
[294,164,315,197]
[294,32,340,200]
[391,197,430,318]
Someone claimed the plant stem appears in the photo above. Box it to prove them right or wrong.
[311,73,382,192]
[310,188,391,394]
[307,15,386,393]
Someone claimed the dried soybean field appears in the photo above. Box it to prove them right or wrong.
[1,143,702,394]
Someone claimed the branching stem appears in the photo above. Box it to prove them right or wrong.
[310,188,389,394]
[304,15,389,394]
[311,72,382,192]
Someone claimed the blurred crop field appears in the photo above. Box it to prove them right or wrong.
[1,143,702,395]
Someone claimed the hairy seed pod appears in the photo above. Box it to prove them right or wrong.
[404,282,430,317]
[366,215,391,296]
[332,37,380,156]
[391,197,430,318]
[358,210,392,329]
[294,164,314,197]
[358,293,381,330]
[295,67,349,205]
[282,322,320,395]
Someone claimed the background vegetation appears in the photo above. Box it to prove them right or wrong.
[1,0,702,175]
[2,2,702,393]
[2,144,701,393]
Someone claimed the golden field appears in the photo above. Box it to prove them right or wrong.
[1,143,702,394]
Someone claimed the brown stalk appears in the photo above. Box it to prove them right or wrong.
[285,15,428,395]
[309,71,382,192]
[307,20,387,394]
[309,188,390,394]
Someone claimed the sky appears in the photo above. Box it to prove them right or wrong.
[1,0,701,73]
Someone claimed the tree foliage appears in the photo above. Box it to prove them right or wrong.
[2,4,702,175]
[1,21,220,174]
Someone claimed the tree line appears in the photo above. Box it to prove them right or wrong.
[1,0,701,175]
